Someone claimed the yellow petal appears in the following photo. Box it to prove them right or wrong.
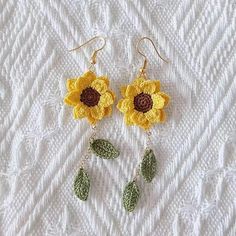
[158,92,170,106]
[117,99,123,111]
[117,98,134,113]
[91,78,108,94]
[131,111,151,129]
[124,111,134,125]
[90,106,105,120]
[75,71,96,90]
[97,76,109,86]
[140,120,151,130]
[125,85,140,97]
[83,70,96,80]
[131,111,147,125]
[75,77,90,91]
[109,90,116,100]
[160,110,167,123]
[87,114,97,125]
[145,108,167,124]
[120,85,128,97]
[104,106,112,117]
[73,104,88,119]
[99,92,114,107]
[155,80,161,92]
[145,109,161,123]
[64,91,81,106]
[140,80,156,94]
[151,94,165,109]
[66,79,77,91]
[133,76,146,86]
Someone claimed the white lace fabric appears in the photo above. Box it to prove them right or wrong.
[0,0,236,235]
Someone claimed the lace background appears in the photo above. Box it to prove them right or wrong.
[0,0,236,235]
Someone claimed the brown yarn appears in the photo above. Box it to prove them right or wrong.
[80,87,101,107]
[134,93,153,113]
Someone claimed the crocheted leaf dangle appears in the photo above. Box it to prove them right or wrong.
[74,168,90,201]
[141,149,157,182]
[123,181,140,212]
[90,139,119,159]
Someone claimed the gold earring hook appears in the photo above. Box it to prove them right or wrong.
[69,36,106,65]
[136,36,168,76]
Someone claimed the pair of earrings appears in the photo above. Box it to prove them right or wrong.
[64,36,170,212]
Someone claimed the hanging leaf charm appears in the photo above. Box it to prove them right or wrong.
[74,168,90,201]
[123,181,140,212]
[90,139,119,159]
[140,149,157,183]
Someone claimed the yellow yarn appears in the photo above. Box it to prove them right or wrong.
[117,76,170,130]
[64,71,115,125]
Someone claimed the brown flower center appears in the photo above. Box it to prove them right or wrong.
[134,92,153,113]
[80,87,101,107]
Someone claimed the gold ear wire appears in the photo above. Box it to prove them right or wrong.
[69,36,106,65]
[136,37,168,76]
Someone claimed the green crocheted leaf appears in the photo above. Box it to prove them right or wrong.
[140,149,157,183]
[74,168,90,201]
[90,139,119,159]
[123,181,140,212]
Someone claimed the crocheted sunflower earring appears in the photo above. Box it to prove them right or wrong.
[117,37,170,212]
[64,36,119,201]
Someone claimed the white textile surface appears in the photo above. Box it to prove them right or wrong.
[1,0,236,235]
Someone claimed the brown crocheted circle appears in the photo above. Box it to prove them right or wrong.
[80,87,101,107]
[134,92,153,113]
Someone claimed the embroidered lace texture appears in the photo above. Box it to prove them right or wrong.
[0,0,236,235]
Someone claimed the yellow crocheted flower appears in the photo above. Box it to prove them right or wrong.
[117,76,170,130]
[64,71,115,124]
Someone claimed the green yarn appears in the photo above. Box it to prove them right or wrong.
[140,149,157,183]
[90,139,119,159]
[74,168,90,201]
[123,181,140,212]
